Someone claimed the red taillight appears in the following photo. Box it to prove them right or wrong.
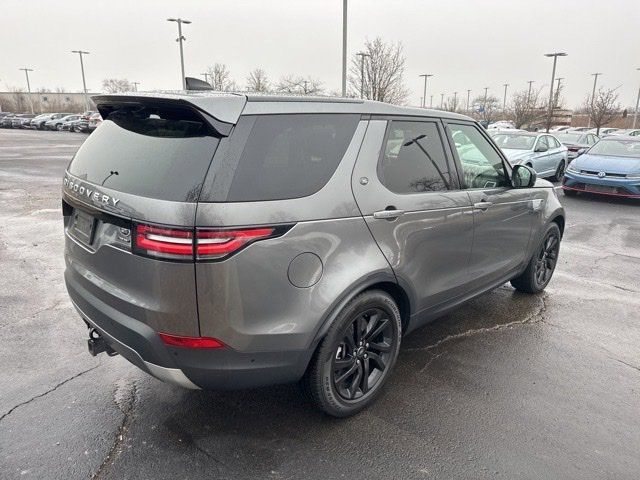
[158,332,224,349]
[567,146,580,152]
[196,228,275,260]
[135,224,193,259]
[133,223,284,261]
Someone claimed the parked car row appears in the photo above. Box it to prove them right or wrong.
[0,111,102,133]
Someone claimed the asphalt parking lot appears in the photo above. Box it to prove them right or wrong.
[1,129,639,480]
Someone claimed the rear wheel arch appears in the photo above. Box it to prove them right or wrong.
[310,275,412,350]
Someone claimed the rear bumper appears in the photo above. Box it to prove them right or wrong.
[65,269,312,390]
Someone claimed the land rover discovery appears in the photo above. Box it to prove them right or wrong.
[62,92,564,417]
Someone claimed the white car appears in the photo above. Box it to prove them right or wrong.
[589,127,619,136]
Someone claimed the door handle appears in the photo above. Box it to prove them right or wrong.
[373,209,405,220]
[473,201,493,210]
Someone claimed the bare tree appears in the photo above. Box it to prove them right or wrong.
[102,78,133,93]
[472,94,500,124]
[347,37,408,104]
[7,87,28,112]
[510,88,544,129]
[276,75,323,95]
[206,63,237,91]
[583,87,620,135]
[246,68,270,93]
[443,95,460,113]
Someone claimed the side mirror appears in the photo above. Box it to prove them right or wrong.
[577,148,586,156]
[534,144,548,153]
[512,164,537,188]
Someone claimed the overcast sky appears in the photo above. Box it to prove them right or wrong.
[2,0,639,108]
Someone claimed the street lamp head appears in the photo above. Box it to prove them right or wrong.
[167,18,177,22]
[182,20,192,24]
[544,52,567,57]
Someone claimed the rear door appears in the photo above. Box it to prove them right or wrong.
[351,118,474,318]
[444,121,536,290]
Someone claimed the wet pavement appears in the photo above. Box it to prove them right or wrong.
[1,129,639,479]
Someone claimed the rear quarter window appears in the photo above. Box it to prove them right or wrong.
[200,114,360,202]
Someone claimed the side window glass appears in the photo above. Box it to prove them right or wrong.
[538,136,549,150]
[448,123,510,189]
[378,121,451,194]
[550,136,560,148]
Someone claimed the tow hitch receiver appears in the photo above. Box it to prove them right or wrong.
[87,327,117,357]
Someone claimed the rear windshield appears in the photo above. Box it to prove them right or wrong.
[200,114,360,202]
[67,104,221,202]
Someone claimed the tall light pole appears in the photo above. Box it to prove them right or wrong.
[554,77,564,109]
[356,52,370,99]
[453,91,458,110]
[588,72,602,128]
[466,89,471,112]
[502,83,509,113]
[341,0,347,96]
[132,82,140,92]
[633,68,640,129]
[429,95,433,108]
[19,68,35,114]
[544,52,567,132]
[527,80,535,103]
[419,74,433,108]
[201,73,210,84]
[71,50,90,111]
[440,93,444,109]
[167,18,191,90]
[484,87,489,102]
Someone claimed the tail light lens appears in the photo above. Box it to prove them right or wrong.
[158,332,224,349]
[135,224,193,260]
[133,223,287,262]
[196,228,275,260]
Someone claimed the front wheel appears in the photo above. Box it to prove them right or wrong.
[511,223,561,293]
[552,160,566,182]
[303,290,402,417]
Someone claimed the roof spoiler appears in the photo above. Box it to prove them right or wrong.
[185,77,213,91]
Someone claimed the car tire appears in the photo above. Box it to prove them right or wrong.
[56,124,62,131]
[511,223,561,294]
[551,160,566,182]
[302,290,402,417]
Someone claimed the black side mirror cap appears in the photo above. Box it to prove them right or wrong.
[512,164,537,188]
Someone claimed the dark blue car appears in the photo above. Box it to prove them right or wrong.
[563,136,640,199]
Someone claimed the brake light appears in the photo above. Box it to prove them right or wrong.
[135,224,193,259]
[196,228,275,260]
[158,332,224,349]
[133,223,286,261]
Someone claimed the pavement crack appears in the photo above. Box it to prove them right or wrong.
[612,358,640,374]
[0,365,99,423]
[411,294,548,373]
[92,378,138,479]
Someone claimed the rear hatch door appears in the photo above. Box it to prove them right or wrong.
[63,94,245,337]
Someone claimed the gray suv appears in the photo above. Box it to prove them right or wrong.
[62,92,564,417]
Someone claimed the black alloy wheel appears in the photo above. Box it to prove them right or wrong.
[534,230,560,288]
[303,290,402,417]
[332,307,394,401]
